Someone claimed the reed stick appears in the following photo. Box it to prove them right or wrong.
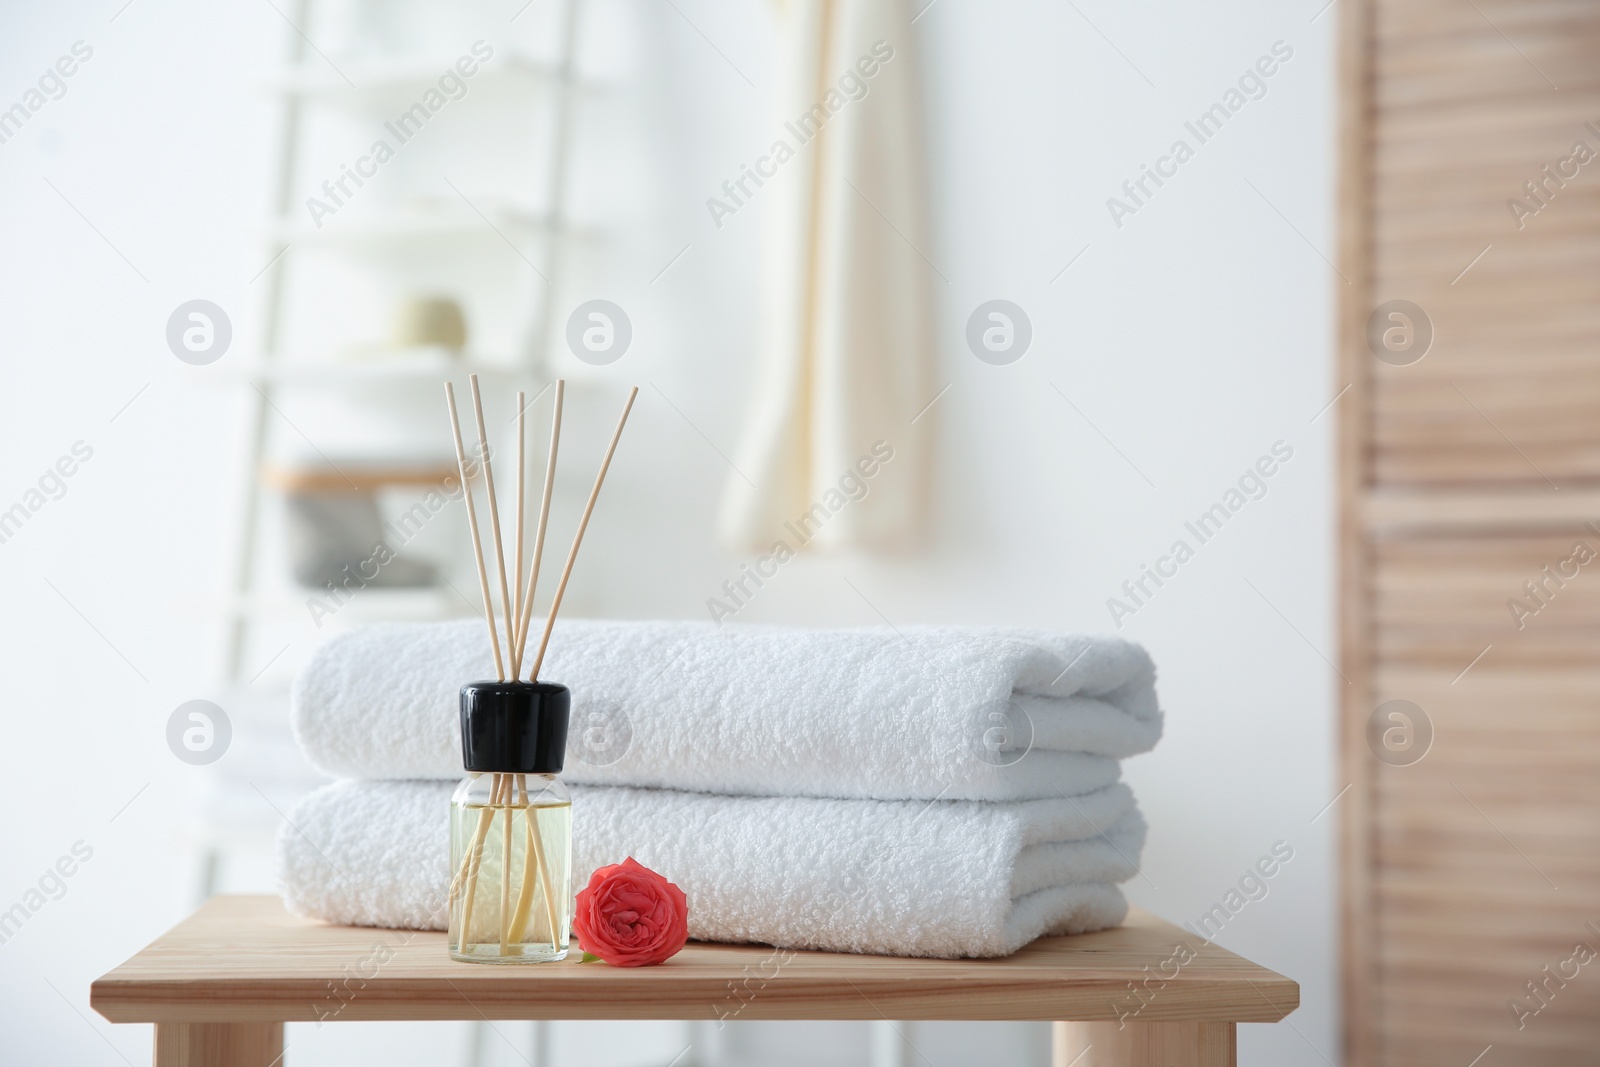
[469,375,517,664]
[501,384,564,946]
[525,789,562,944]
[506,775,537,943]
[528,386,638,679]
[444,382,504,681]
[448,807,492,901]
[513,380,564,669]
[499,772,512,955]
[512,390,527,678]
[506,773,561,947]
[455,774,500,950]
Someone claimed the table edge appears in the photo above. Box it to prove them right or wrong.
[91,971,1300,1025]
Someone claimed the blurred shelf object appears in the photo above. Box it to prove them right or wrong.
[210,348,520,385]
[213,586,467,623]
[261,458,459,493]
[260,53,556,99]
[265,204,555,246]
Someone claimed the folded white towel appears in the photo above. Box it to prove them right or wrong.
[278,780,1144,958]
[292,619,1161,802]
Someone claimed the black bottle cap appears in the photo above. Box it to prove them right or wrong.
[459,681,570,774]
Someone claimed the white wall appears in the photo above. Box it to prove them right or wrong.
[0,1,1336,1064]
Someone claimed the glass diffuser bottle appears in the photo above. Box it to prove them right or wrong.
[449,680,573,963]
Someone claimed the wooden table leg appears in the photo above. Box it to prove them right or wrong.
[1054,1020,1236,1066]
[154,1022,284,1067]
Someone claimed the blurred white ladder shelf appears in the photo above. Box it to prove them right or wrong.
[227,0,588,682]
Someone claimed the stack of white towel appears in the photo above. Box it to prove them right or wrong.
[278,620,1162,958]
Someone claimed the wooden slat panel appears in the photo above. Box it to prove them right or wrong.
[1368,0,1600,489]
[1378,369,1600,409]
[1367,488,1600,537]
[1374,126,1600,199]
[1375,0,1600,112]
[1346,1,1600,1063]
[1365,535,1600,1066]
[1375,534,1600,627]
[1376,239,1600,285]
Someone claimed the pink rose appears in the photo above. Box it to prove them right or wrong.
[572,857,689,966]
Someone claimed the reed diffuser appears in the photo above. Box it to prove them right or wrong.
[444,374,636,963]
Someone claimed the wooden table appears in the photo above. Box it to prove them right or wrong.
[91,896,1297,1066]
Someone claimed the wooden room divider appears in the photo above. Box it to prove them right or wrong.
[1337,1,1600,1063]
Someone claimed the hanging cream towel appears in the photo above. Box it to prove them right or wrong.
[718,0,934,551]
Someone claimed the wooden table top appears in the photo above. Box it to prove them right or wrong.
[91,895,1298,1025]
